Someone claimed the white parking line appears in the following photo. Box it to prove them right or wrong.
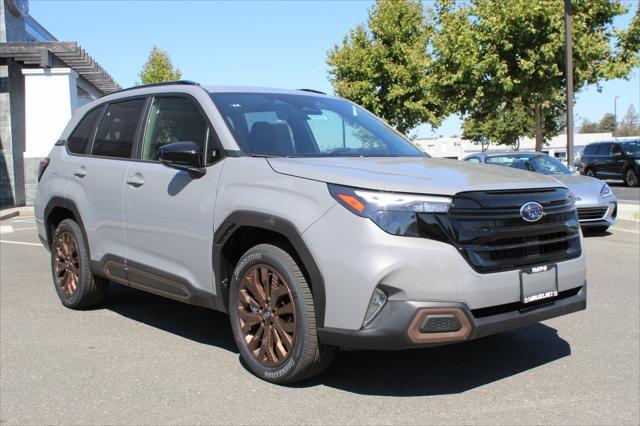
[0,240,42,246]
[0,225,13,234]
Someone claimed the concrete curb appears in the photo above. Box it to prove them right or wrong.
[0,206,34,221]
[0,210,19,221]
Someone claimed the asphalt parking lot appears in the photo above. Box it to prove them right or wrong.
[1,215,639,425]
[608,181,640,203]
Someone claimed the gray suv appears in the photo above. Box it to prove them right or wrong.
[35,81,587,383]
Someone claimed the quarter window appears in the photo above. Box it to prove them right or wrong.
[67,107,102,154]
[142,97,208,161]
[92,99,146,158]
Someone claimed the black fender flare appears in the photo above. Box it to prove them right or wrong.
[43,196,88,251]
[213,211,326,328]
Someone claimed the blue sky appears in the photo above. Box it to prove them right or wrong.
[30,0,639,137]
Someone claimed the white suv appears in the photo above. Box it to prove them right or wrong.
[35,81,587,383]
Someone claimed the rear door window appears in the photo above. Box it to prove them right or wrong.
[92,99,146,159]
[595,143,611,155]
[67,107,103,154]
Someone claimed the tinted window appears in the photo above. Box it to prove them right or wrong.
[584,144,596,155]
[595,143,611,155]
[610,144,623,155]
[67,107,102,154]
[465,157,481,163]
[92,99,146,158]
[210,92,423,158]
[142,97,208,161]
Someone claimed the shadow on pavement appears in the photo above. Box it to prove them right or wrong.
[104,284,238,353]
[304,323,570,396]
[103,284,570,396]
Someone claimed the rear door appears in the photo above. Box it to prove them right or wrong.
[592,143,611,175]
[122,95,225,299]
[63,98,146,273]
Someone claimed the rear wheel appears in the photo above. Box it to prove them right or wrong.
[51,219,108,309]
[624,168,639,187]
[229,244,336,384]
[585,168,596,178]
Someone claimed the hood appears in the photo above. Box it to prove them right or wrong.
[267,157,563,195]
[551,174,610,203]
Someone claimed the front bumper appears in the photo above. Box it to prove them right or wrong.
[578,201,617,228]
[318,283,586,350]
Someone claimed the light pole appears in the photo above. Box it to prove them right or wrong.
[564,0,574,165]
[614,95,620,138]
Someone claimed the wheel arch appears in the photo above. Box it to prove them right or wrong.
[213,211,326,328]
[44,197,88,256]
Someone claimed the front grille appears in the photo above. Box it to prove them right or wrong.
[419,188,582,273]
[577,206,608,221]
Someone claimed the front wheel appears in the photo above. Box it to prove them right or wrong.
[624,168,639,187]
[229,244,336,384]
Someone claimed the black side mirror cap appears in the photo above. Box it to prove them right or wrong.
[159,141,206,177]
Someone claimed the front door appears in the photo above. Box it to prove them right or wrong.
[123,96,224,300]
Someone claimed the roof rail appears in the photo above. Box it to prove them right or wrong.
[101,80,201,97]
[297,88,327,95]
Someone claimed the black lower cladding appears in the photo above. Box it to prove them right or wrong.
[418,187,582,273]
[317,284,586,351]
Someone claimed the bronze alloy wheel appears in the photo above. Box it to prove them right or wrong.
[54,231,80,296]
[237,264,296,367]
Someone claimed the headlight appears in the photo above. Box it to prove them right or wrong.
[328,184,452,237]
[635,159,640,166]
[600,183,613,198]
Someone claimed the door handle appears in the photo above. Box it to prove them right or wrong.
[126,173,145,187]
[74,167,87,178]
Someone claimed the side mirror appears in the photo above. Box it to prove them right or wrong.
[159,141,206,177]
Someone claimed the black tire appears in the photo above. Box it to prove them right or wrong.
[624,168,639,187]
[229,244,337,384]
[585,168,596,178]
[50,219,108,309]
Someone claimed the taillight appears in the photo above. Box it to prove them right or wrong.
[37,158,50,182]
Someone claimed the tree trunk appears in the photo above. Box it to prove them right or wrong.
[534,104,544,152]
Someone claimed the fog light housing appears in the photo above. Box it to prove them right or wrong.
[362,288,387,327]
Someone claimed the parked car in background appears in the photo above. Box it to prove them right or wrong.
[578,140,640,187]
[464,152,617,232]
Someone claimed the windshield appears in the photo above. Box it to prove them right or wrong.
[621,141,640,155]
[486,154,571,175]
[210,92,424,158]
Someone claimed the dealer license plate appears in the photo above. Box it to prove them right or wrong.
[520,264,558,304]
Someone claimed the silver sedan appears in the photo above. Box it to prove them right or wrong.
[463,152,617,232]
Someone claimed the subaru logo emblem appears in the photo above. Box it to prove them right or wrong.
[520,201,544,222]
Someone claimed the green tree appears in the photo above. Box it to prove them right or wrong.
[598,112,616,132]
[138,46,182,85]
[616,104,640,136]
[579,119,601,133]
[326,0,447,133]
[433,0,639,150]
